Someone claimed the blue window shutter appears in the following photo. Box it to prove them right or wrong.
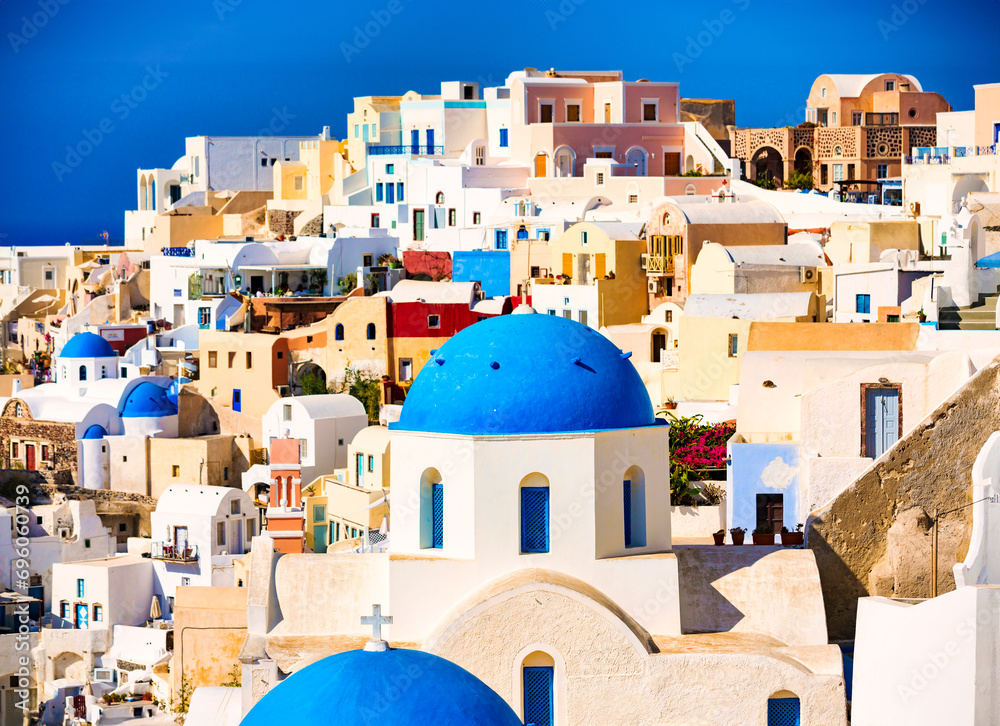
[411,129,420,154]
[426,129,435,151]
[386,183,395,205]
[397,182,404,202]
[431,483,444,548]
[500,128,508,148]
[363,125,369,142]
[767,697,800,726]
[522,666,554,726]
[521,487,549,553]
[623,480,632,547]
[375,183,383,203]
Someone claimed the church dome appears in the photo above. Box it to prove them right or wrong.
[241,648,522,726]
[394,312,655,435]
[59,332,116,359]
[120,382,178,418]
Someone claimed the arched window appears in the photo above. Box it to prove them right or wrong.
[420,468,443,549]
[685,184,697,195]
[520,473,550,553]
[366,323,376,340]
[767,693,800,726]
[435,191,445,204]
[14,403,21,417]
[834,145,843,157]
[335,323,344,341]
[78,365,87,381]
[522,651,555,726]
[623,465,646,548]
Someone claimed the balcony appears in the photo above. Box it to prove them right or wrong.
[904,145,997,164]
[368,145,444,156]
[642,254,675,275]
[150,542,198,562]
[865,113,899,127]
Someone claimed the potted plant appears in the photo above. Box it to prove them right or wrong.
[781,523,805,546]
[917,308,927,323]
[728,526,746,546]
[663,397,678,411]
[712,529,725,546]
[752,524,775,545]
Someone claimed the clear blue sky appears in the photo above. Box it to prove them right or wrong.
[1,0,997,246]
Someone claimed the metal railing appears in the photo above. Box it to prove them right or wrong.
[905,144,997,164]
[150,542,198,562]
[367,145,444,156]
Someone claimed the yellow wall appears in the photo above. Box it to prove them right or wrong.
[678,316,752,402]
[274,162,308,201]
[198,331,288,419]
[324,297,390,385]
[828,220,920,264]
[389,336,450,383]
[172,586,247,692]
[347,436,390,491]
[146,213,223,255]
[747,321,920,351]
[303,476,386,550]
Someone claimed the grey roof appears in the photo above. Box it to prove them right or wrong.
[674,200,785,226]
[684,293,815,320]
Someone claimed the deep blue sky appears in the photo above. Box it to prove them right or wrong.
[1,0,998,246]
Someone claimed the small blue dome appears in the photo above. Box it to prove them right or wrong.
[120,382,177,418]
[59,332,116,359]
[82,425,107,439]
[166,377,190,406]
[393,313,655,435]
[242,648,521,726]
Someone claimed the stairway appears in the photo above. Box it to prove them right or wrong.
[938,290,1000,330]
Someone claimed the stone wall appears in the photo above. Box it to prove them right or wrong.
[299,214,323,236]
[0,400,78,486]
[266,210,302,238]
[809,355,1000,640]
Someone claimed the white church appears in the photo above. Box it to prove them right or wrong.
[238,310,847,725]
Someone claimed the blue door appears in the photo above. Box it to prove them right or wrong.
[410,129,420,155]
[431,483,444,548]
[357,453,365,487]
[994,123,1000,145]
[522,666,553,726]
[76,603,88,629]
[362,124,369,142]
[232,389,241,413]
[313,524,327,554]
[426,129,435,152]
[767,697,801,726]
[386,182,395,204]
[865,387,899,459]
[496,229,508,250]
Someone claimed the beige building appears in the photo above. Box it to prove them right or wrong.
[108,434,253,498]
[690,242,827,296]
[172,585,248,692]
[197,331,291,419]
[826,219,922,264]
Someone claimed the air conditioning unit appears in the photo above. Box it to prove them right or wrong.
[800,266,817,283]
[647,278,659,294]
[277,385,291,397]
[908,201,921,216]
[640,253,649,271]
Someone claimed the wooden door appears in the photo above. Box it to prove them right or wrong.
[664,152,681,176]
[865,387,899,458]
[535,154,547,178]
[561,253,573,277]
[25,445,35,470]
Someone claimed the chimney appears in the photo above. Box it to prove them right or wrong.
[11,379,22,394]
[321,126,331,141]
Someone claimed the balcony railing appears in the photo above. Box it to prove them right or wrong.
[905,145,997,164]
[642,254,675,275]
[367,145,444,156]
[150,542,198,562]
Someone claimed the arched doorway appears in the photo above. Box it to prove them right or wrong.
[751,146,784,187]
[794,147,812,175]
[625,147,648,176]
[139,176,148,211]
[554,147,575,177]
[686,154,695,173]
[294,362,327,395]
[54,652,85,680]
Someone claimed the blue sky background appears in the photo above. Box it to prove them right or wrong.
[1,0,998,246]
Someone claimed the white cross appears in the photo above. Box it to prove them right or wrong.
[361,604,393,642]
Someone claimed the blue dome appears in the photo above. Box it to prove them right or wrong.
[242,648,522,726]
[393,313,655,435]
[119,382,178,418]
[59,332,116,359]
[166,377,190,406]
[82,425,107,439]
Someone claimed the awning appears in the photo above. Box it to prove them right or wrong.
[978,251,1000,268]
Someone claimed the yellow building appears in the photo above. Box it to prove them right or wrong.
[674,292,825,402]
[197,331,290,419]
[273,139,349,201]
[171,586,247,692]
[690,242,827,296]
[323,296,391,388]
[346,425,390,489]
[826,219,922,264]
[533,221,648,328]
[345,96,402,172]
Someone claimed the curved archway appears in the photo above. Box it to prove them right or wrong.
[623,465,647,548]
[366,323,376,340]
[534,152,549,178]
[750,146,784,186]
[139,176,149,211]
[554,146,576,177]
[53,651,85,680]
[685,154,695,173]
[684,184,697,195]
[294,362,327,395]
[794,147,812,175]
[435,191,445,204]
[520,473,550,554]
[625,147,648,177]
[78,365,88,382]
[650,327,669,363]
[515,647,562,726]
[335,323,344,341]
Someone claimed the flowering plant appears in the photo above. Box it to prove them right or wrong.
[664,414,735,506]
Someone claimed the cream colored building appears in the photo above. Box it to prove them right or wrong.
[690,242,826,296]
[197,331,291,419]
